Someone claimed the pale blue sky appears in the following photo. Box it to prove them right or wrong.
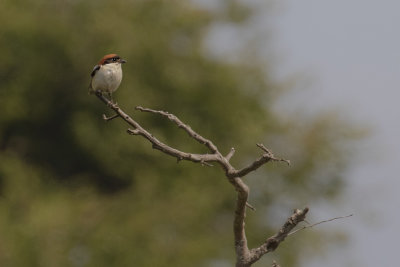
[199,0,400,265]
[274,1,400,266]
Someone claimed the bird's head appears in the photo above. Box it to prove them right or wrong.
[99,54,127,65]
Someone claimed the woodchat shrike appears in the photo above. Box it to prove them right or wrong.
[89,54,126,101]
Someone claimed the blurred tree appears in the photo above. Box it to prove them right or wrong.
[0,0,360,266]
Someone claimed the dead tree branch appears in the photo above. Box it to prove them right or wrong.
[95,92,308,266]
[288,213,353,236]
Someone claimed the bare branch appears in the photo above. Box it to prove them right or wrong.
[230,144,288,178]
[288,213,354,236]
[245,202,256,212]
[200,160,213,167]
[94,93,316,267]
[246,208,309,265]
[135,106,219,153]
[256,143,291,166]
[232,153,275,178]
[126,128,140,135]
[226,147,236,161]
[96,92,220,164]
[102,113,120,121]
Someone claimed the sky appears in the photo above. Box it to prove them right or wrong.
[271,1,400,266]
[198,0,400,265]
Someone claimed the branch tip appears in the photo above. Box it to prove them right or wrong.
[127,128,140,135]
[256,143,272,154]
[200,160,213,167]
[103,113,119,121]
[246,202,256,211]
[226,147,235,161]
[256,143,290,166]
[288,212,353,236]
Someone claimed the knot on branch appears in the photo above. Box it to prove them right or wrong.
[265,237,279,252]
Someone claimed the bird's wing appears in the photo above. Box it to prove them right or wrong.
[88,65,101,92]
[91,65,101,77]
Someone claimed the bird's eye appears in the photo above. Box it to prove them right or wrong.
[112,57,118,61]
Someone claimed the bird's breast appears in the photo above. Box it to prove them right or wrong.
[91,63,123,92]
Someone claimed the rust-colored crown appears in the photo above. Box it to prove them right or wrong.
[98,54,119,65]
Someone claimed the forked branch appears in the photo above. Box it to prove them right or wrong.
[95,92,306,266]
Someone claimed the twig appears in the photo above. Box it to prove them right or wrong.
[246,202,256,212]
[226,147,236,161]
[288,214,354,236]
[103,113,119,121]
[256,143,291,166]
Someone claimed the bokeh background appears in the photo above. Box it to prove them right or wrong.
[2,0,394,266]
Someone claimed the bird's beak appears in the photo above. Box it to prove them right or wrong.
[120,59,127,64]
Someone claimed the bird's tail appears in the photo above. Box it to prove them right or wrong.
[88,83,94,95]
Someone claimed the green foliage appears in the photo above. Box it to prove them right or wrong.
[0,0,360,266]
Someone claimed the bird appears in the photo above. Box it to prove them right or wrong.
[89,54,127,102]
